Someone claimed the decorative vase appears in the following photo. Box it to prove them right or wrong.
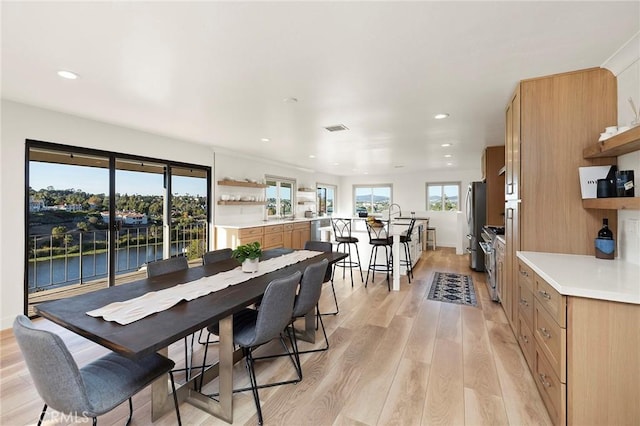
[242,258,259,273]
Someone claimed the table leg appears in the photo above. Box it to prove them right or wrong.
[392,233,400,291]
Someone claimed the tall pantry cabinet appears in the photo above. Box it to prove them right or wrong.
[504,68,618,425]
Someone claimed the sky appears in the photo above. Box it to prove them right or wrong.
[30,162,207,196]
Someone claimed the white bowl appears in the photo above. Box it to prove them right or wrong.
[220,194,230,201]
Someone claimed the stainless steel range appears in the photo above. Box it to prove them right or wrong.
[480,225,504,301]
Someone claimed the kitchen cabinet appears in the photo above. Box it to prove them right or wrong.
[503,68,617,333]
[482,145,506,225]
[216,220,311,250]
[283,223,293,248]
[263,224,284,249]
[291,222,310,249]
[516,252,640,426]
[582,125,640,210]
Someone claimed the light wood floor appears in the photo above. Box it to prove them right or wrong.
[0,248,552,425]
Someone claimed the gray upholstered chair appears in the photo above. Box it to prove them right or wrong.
[304,240,339,315]
[146,256,195,378]
[146,256,188,277]
[200,271,301,425]
[13,315,181,426]
[202,248,233,265]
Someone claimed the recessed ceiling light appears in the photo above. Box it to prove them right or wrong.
[446,162,453,166]
[394,165,404,168]
[331,162,340,166]
[441,143,452,147]
[57,70,79,80]
[260,138,270,142]
[434,113,449,120]
[283,97,298,103]
[308,154,316,159]
[444,154,452,158]
[363,171,369,175]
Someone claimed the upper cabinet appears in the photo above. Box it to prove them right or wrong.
[581,126,640,210]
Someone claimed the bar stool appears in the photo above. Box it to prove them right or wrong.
[365,219,392,291]
[427,227,437,250]
[399,218,416,283]
[331,218,363,287]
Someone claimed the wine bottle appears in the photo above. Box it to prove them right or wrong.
[595,218,614,259]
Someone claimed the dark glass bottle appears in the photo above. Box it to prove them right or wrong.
[595,218,614,259]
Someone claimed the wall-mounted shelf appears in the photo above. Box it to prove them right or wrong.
[298,188,315,193]
[297,201,315,205]
[582,198,640,210]
[583,125,640,158]
[217,201,267,206]
[217,180,267,188]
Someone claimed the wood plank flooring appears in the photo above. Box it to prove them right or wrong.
[0,248,552,425]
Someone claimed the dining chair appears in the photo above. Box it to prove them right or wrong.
[13,315,181,426]
[202,248,233,265]
[304,240,339,315]
[365,219,392,291]
[199,271,301,425]
[253,258,330,380]
[146,256,196,378]
[331,218,363,287]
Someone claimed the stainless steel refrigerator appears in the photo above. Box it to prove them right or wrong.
[465,181,486,271]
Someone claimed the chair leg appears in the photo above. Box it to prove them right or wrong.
[365,245,376,287]
[37,404,47,426]
[198,332,212,392]
[353,242,364,282]
[93,418,97,426]
[384,246,391,291]
[347,241,355,287]
[125,398,133,426]
[169,370,182,426]
[245,348,264,425]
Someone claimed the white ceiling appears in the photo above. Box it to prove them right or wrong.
[2,1,638,176]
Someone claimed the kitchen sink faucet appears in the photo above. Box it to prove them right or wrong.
[388,203,402,221]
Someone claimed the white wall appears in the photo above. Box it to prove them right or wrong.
[338,168,482,250]
[605,32,640,265]
[0,100,215,329]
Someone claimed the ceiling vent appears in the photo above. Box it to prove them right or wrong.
[324,124,349,132]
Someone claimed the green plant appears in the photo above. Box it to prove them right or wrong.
[231,241,262,263]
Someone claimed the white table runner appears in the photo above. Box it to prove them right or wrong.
[87,250,322,325]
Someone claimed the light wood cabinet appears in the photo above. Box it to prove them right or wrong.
[283,223,294,248]
[217,221,311,251]
[482,145,506,225]
[291,222,310,250]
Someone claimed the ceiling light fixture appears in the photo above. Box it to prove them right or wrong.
[434,113,449,119]
[394,165,404,168]
[283,97,298,103]
[57,70,79,80]
[331,162,340,166]
[441,143,452,147]
[260,138,270,142]
[446,162,453,166]
[444,154,452,158]
[308,154,316,159]
[324,124,349,132]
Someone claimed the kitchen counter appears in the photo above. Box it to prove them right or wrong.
[517,251,640,304]
[215,217,319,229]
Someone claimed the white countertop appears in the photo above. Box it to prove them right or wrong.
[215,217,320,229]
[517,251,640,304]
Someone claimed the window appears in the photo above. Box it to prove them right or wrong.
[426,182,460,211]
[266,176,295,218]
[353,184,392,214]
[316,183,336,216]
[25,140,211,314]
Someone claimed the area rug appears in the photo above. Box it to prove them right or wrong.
[427,272,477,307]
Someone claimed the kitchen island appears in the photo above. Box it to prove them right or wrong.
[514,251,639,426]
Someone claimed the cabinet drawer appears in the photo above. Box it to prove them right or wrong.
[518,281,534,329]
[264,224,283,235]
[517,314,535,371]
[239,227,264,238]
[517,259,534,292]
[534,302,566,382]
[534,275,566,327]
[263,232,283,249]
[239,236,263,247]
[293,222,310,230]
[283,223,294,231]
[535,347,566,426]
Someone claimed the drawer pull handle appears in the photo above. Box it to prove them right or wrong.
[520,270,529,277]
[538,373,552,388]
[519,298,528,306]
[538,327,552,339]
[538,290,552,300]
[520,334,529,344]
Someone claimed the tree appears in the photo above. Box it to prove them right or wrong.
[76,221,89,232]
[51,226,67,240]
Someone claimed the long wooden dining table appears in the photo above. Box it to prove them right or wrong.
[35,248,347,423]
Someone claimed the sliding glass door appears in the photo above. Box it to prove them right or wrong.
[25,141,211,315]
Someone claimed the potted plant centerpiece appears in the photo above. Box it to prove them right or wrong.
[232,241,262,273]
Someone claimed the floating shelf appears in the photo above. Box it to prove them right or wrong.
[217,180,267,188]
[298,188,316,193]
[582,198,640,210]
[217,201,266,206]
[583,126,640,158]
[297,201,315,205]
